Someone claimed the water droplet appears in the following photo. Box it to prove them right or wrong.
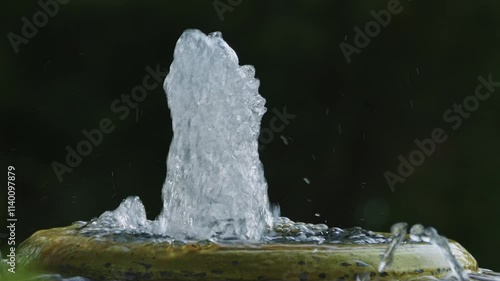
[280,135,289,145]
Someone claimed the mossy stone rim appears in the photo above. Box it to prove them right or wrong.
[17,225,478,281]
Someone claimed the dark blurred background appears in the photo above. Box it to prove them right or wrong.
[2,0,500,270]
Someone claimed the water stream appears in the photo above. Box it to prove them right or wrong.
[408,224,470,281]
[378,222,408,272]
[378,223,472,281]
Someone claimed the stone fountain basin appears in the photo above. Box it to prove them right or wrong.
[17,224,477,281]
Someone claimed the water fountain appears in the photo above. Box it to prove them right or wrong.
[11,29,499,281]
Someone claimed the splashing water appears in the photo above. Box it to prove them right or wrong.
[379,223,470,281]
[409,224,469,281]
[83,29,392,243]
[153,29,274,240]
[84,29,274,241]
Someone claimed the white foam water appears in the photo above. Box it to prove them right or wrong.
[154,29,274,240]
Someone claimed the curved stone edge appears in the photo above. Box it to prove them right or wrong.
[16,225,478,281]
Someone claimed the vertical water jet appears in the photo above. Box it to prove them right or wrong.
[154,29,273,240]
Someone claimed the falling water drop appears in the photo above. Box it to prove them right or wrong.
[280,135,289,145]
